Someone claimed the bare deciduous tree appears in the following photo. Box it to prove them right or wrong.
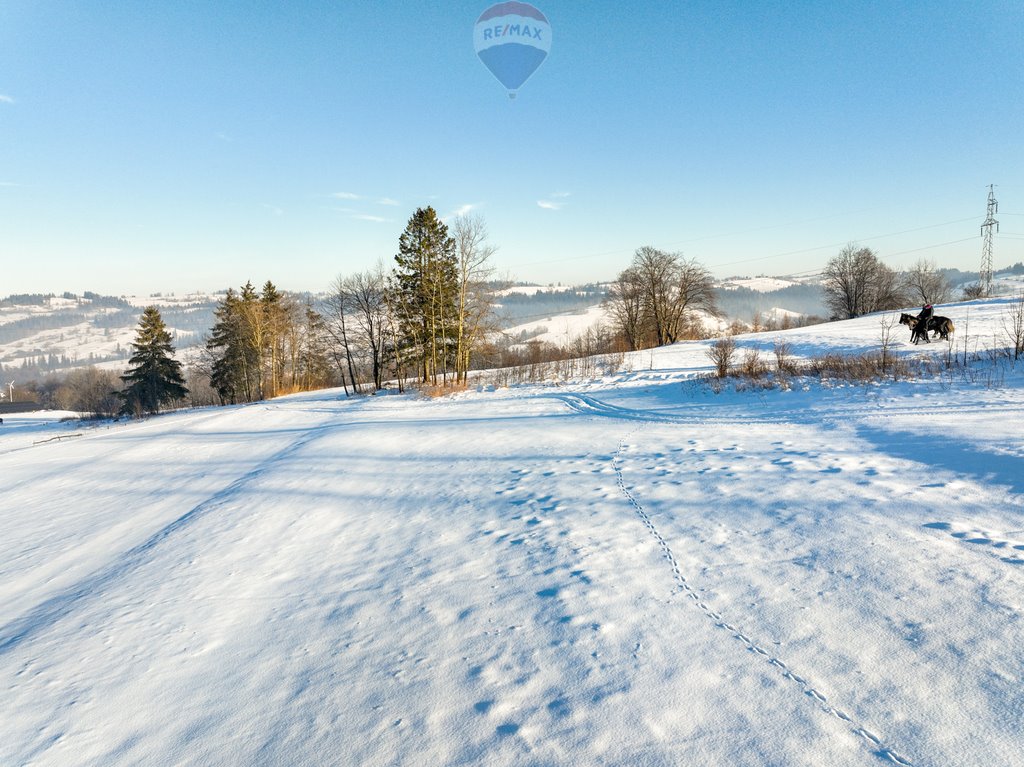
[822,244,907,319]
[1004,292,1024,361]
[962,283,986,300]
[902,259,952,305]
[451,215,497,384]
[604,267,644,350]
[55,366,122,417]
[325,266,392,392]
[878,313,897,373]
[324,276,363,394]
[607,247,719,350]
[664,256,719,342]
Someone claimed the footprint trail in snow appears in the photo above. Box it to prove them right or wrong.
[611,426,915,767]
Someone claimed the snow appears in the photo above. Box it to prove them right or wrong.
[503,304,611,346]
[992,272,1024,294]
[720,276,800,292]
[122,294,222,308]
[2,298,1024,765]
[0,294,215,375]
[765,306,803,320]
[0,410,82,436]
[492,285,568,297]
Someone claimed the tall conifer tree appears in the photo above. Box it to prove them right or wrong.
[390,206,458,384]
[207,288,256,404]
[120,306,188,415]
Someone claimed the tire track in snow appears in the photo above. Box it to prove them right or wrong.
[610,434,914,766]
[547,390,1023,429]
[0,418,343,657]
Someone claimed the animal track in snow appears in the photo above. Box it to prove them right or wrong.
[611,431,916,767]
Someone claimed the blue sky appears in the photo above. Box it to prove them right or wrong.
[1,0,1022,295]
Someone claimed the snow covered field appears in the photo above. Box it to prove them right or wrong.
[2,298,1023,766]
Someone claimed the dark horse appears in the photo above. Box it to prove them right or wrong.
[899,313,955,344]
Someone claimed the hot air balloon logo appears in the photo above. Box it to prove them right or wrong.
[473,2,551,99]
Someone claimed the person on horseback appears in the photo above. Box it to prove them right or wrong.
[915,303,934,343]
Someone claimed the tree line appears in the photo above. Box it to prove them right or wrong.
[9,218,1002,419]
[195,207,497,403]
[821,245,957,320]
[4,206,501,416]
[200,280,332,404]
[322,208,496,392]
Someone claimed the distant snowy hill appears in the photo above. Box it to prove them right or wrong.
[0,293,217,379]
[496,276,827,347]
[2,297,1023,765]
[502,304,612,347]
[719,276,803,292]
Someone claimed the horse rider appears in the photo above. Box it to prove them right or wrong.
[915,303,934,343]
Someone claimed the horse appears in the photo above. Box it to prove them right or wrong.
[899,313,928,344]
[899,313,954,343]
[928,316,954,341]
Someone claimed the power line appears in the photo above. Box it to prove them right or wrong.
[884,236,978,259]
[708,217,979,271]
[781,235,980,279]
[513,205,919,269]
[514,214,981,274]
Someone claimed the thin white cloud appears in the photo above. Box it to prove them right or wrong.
[332,191,361,200]
[0,181,19,187]
[376,197,400,206]
[444,203,479,221]
[0,94,13,104]
[262,204,284,216]
[352,213,388,223]
[538,192,570,210]
[215,131,233,142]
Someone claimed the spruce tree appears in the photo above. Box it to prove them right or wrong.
[207,288,254,404]
[390,206,458,384]
[120,306,188,416]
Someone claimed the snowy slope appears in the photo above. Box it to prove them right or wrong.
[2,297,1023,766]
[720,276,801,292]
[503,304,612,346]
[492,285,568,297]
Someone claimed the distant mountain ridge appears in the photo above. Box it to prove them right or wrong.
[0,292,219,380]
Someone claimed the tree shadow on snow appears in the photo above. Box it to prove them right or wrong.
[855,425,1024,496]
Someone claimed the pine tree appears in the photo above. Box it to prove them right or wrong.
[299,304,332,390]
[208,281,308,403]
[390,206,458,384]
[120,306,188,416]
[207,288,255,404]
[238,281,266,399]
